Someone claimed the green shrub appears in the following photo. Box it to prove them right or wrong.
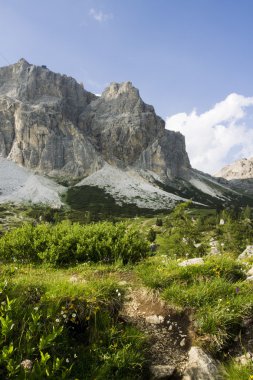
[0,221,148,266]
[0,280,146,379]
[147,228,156,243]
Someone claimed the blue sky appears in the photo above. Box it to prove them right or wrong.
[0,0,253,173]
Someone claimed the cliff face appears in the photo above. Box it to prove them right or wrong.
[0,59,190,180]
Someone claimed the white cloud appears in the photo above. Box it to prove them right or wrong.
[89,8,113,23]
[166,93,253,174]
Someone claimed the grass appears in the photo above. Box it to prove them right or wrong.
[136,252,253,353]
[0,202,253,378]
[0,263,147,379]
[222,360,253,380]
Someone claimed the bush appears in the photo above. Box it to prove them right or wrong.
[147,228,156,243]
[155,218,163,227]
[0,221,148,266]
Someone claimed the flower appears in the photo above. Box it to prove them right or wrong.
[74,353,77,358]
[66,358,70,363]
[34,307,39,311]
[72,313,76,318]
[55,318,60,323]
[20,359,33,371]
[63,314,67,319]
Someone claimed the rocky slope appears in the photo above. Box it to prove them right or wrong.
[0,59,252,208]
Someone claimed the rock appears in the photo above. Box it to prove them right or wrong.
[209,240,220,255]
[238,246,253,260]
[210,247,220,255]
[247,267,253,276]
[179,258,204,267]
[246,275,253,281]
[146,315,164,324]
[239,356,249,366]
[150,364,176,379]
[182,346,221,380]
[180,338,186,347]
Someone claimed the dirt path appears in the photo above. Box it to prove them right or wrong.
[120,285,193,379]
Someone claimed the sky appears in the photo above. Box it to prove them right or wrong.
[0,0,253,174]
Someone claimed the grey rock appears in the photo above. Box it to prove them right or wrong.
[150,364,175,379]
[146,315,164,324]
[179,258,204,267]
[238,246,253,260]
[182,346,221,380]
[180,338,186,347]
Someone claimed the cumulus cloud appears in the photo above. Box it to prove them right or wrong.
[89,8,113,23]
[166,93,253,174]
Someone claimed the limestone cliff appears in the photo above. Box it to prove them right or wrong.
[0,59,190,181]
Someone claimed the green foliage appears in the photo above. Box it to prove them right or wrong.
[155,218,163,227]
[147,228,156,242]
[0,221,148,266]
[0,277,146,379]
[222,359,253,380]
[137,254,252,353]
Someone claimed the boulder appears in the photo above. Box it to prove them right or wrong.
[150,364,176,379]
[182,346,221,380]
[238,246,253,260]
[179,258,204,267]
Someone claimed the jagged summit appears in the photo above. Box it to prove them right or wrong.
[102,81,140,99]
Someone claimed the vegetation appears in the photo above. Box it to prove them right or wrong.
[0,265,146,379]
[0,221,148,266]
[0,202,252,378]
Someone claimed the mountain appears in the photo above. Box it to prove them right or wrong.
[215,157,253,180]
[215,157,253,197]
[0,59,252,210]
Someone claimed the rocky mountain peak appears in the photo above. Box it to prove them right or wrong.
[0,59,191,181]
[102,81,139,99]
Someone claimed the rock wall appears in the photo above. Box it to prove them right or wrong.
[0,59,191,180]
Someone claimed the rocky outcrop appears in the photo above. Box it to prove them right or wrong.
[182,346,221,380]
[0,59,190,181]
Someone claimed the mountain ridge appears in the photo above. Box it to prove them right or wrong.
[0,59,252,209]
